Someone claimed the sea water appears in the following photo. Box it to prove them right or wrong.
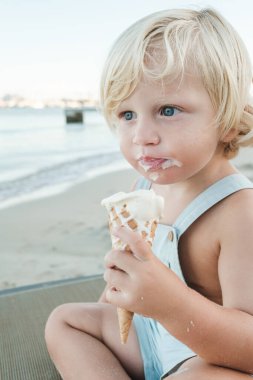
[0,107,128,209]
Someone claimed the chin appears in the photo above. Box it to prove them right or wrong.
[141,171,174,185]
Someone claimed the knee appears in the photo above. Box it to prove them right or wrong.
[45,303,71,351]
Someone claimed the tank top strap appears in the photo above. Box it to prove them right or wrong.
[173,174,253,240]
[134,176,152,190]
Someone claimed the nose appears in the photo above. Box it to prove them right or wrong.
[132,117,160,146]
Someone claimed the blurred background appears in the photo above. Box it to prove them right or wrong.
[0,0,252,209]
[0,0,252,290]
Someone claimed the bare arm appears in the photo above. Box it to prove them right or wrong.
[157,191,253,373]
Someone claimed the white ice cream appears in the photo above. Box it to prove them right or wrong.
[138,158,182,172]
[101,189,164,222]
[161,159,182,169]
[149,172,160,181]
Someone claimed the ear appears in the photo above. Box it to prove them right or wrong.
[221,127,238,143]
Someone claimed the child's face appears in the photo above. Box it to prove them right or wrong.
[115,74,223,185]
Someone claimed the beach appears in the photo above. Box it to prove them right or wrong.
[0,148,252,291]
[0,168,138,290]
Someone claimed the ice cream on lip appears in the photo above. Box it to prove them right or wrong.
[137,156,182,172]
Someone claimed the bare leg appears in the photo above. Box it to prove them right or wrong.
[165,356,252,379]
[45,302,144,380]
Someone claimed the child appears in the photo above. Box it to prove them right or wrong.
[45,7,253,379]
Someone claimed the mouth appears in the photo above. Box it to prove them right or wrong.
[138,156,182,172]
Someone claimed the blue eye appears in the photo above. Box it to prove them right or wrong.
[124,111,134,121]
[161,106,179,117]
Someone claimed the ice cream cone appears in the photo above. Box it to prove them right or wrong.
[101,189,164,344]
[117,307,133,344]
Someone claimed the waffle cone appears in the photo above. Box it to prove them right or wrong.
[108,206,158,343]
[117,307,133,344]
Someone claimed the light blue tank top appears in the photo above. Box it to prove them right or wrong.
[133,173,253,379]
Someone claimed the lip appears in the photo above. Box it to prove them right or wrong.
[138,156,182,172]
[138,157,167,171]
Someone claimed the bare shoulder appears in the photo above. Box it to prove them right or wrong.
[218,188,253,314]
[219,188,253,231]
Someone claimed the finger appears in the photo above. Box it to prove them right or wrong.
[104,249,136,273]
[105,284,129,309]
[103,266,128,289]
[112,226,153,261]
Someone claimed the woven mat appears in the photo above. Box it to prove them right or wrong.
[0,276,104,380]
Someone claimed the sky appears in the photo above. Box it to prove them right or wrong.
[0,0,252,100]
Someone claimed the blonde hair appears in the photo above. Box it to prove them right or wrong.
[100,8,253,158]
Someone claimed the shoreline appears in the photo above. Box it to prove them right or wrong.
[0,158,129,211]
[0,147,252,291]
[0,168,138,290]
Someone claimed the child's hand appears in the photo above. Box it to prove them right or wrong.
[103,225,183,320]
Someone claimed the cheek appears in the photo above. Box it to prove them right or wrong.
[118,132,135,161]
[171,131,198,157]
[118,127,129,143]
[179,125,219,152]
[174,129,219,171]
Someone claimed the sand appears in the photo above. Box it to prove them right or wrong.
[0,168,138,290]
[0,148,252,291]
